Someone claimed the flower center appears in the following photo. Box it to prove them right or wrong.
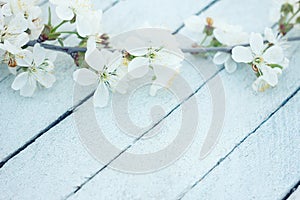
[254,57,264,65]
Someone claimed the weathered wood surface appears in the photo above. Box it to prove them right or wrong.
[0,0,299,199]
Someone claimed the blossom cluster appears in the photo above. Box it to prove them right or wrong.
[184,0,299,92]
[0,0,299,107]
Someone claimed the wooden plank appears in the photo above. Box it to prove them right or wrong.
[181,91,300,200]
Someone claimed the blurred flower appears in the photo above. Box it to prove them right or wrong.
[127,47,182,95]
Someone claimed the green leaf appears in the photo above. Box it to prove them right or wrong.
[296,16,300,24]
[281,3,294,15]
[210,37,222,47]
[268,64,283,69]
[58,38,64,47]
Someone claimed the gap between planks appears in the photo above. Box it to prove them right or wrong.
[282,179,300,200]
[176,85,300,199]
[2,0,298,199]
[0,0,121,169]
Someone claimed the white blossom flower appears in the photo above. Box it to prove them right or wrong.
[11,44,57,97]
[0,0,43,40]
[0,13,28,44]
[50,0,102,37]
[232,33,285,87]
[73,49,125,107]
[127,48,183,95]
[213,24,249,73]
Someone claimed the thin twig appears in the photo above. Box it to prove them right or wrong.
[26,36,300,55]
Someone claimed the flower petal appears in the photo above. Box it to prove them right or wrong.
[35,70,56,88]
[11,72,29,90]
[213,52,230,65]
[252,77,270,92]
[73,68,98,86]
[260,65,278,87]
[76,15,92,37]
[56,6,74,20]
[232,46,253,63]
[93,82,109,107]
[263,45,284,64]
[264,27,276,44]
[20,75,36,97]
[33,44,46,66]
[14,32,29,48]
[184,15,204,32]
[250,33,264,55]
[127,49,148,57]
[128,57,149,78]
[85,48,105,71]
[224,57,237,73]
[16,49,33,67]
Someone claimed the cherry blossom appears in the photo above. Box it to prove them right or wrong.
[73,49,125,107]
[11,44,57,97]
[232,33,285,88]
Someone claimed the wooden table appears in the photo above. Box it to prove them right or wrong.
[0,0,299,199]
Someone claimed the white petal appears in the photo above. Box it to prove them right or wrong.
[14,32,29,48]
[20,75,36,97]
[224,57,237,73]
[56,6,74,20]
[76,14,93,37]
[263,45,284,64]
[93,82,109,108]
[35,70,56,88]
[27,6,42,20]
[250,33,264,55]
[252,77,269,92]
[87,36,96,51]
[33,44,46,66]
[213,52,230,65]
[85,48,105,71]
[2,3,12,16]
[16,50,33,67]
[73,68,98,86]
[184,15,204,32]
[264,27,276,44]
[154,50,183,67]
[8,14,28,34]
[127,49,148,57]
[128,57,149,78]
[11,72,29,90]
[3,40,21,55]
[232,46,253,63]
[260,65,278,87]
[152,65,179,88]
